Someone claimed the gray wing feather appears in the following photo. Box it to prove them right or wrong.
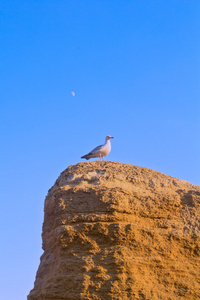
[88,144,104,155]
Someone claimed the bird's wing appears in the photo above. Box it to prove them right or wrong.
[88,144,104,155]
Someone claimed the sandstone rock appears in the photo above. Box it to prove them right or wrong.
[28,162,200,300]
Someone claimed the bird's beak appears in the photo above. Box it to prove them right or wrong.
[111,137,114,139]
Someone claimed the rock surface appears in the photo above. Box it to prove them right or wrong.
[28,162,200,300]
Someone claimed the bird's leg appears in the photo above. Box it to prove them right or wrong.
[100,154,102,161]
[103,157,104,161]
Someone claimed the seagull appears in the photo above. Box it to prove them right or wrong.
[81,136,114,161]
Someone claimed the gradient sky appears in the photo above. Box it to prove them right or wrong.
[0,1,199,299]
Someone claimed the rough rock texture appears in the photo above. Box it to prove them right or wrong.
[28,162,200,300]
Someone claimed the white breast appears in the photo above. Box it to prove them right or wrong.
[101,140,111,156]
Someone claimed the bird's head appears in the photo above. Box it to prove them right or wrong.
[106,135,114,141]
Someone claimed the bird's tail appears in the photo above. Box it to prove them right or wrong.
[81,155,90,160]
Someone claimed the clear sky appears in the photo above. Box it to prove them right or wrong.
[0,1,199,299]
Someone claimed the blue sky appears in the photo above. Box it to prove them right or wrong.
[0,1,199,299]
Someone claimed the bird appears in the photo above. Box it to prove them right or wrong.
[81,136,114,161]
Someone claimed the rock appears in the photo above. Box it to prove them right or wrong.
[28,161,200,300]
